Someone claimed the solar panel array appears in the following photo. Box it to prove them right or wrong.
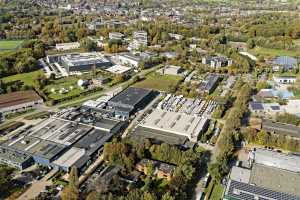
[227,180,300,200]
[250,102,264,110]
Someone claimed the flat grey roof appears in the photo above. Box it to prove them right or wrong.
[94,118,122,131]
[53,147,86,168]
[0,148,32,163]
[28,118,92,146]
[140,109,209,140]
[108,87,152,107]
[119,53,141,62]
[262,119,300,139]
[130,126,189,146]
[250,164,300,197]
[61,52,111,67]
[229,166,251,183]
[1,136,66,160]
[73,129,113,156]
[253,148,300,173]
[200,74,219,92]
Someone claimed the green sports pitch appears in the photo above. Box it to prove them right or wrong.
[0,40,24,50]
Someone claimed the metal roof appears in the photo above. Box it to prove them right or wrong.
[253,148,300,173]
[250,164,300,197]
[130,126,188,146]
[108,87,152,107]
[0,90,42,110]
[73,129,113,156]
[262,119,300,139]
[225,179,300,200]
[140,109,209,141]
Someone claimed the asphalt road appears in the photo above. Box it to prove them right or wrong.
[1,65,162,128]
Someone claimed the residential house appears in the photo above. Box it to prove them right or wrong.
[135,159,176,181]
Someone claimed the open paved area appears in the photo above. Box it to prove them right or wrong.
[17,169,58,200]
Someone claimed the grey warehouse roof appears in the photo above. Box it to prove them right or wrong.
[253,148,300,173]
[1,136,66,160]
[108,87,152,107]
[130,126,189,146]
[74,129,113,156]
[250,164,300,197]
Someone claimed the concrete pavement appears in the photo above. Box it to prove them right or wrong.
[17,169,58,200]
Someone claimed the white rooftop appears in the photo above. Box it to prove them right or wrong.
[105,65,132,74]
[83,100,101,108]
[53,147,86,168]
[140,109,208,142]
[55,42,80,48]
[282,100,300,116]
[61,52,110,67]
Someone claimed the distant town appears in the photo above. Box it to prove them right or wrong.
[1,0,300,200]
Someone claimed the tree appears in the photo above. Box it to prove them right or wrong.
[69,167,79,188]
[247,39,256,49]
[161,192,175,200]
[256,80,271,91]
[143,192,157,200]
[80,38,97,51]
[257,130,269,145]
[60,186,79,200]
[61,166,79,200]
[111,74,125,85]
[0,166,14,198]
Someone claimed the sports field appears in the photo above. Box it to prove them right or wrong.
[0,40,24,50]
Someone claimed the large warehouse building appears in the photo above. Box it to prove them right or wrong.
[107,87,157,119]
[0,108,125,172]
[0,90,43,116]
[140,109,209,142]
[224,149,300,200]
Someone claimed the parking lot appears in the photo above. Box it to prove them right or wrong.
[157,94,217,117]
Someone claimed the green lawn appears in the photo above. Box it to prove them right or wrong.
[133,72,182,91]
[210,182,224,200]
[44,76,84,100]
[0,40,24,50]
[2,70,44,86]
[249,46,300,58]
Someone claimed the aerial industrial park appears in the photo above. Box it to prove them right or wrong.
[1,0,300,200]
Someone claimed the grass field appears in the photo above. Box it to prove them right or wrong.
[133,72,182,91]
[0,40,24,50]
[249,46,300,58]
[2,70,44,86]
[210,182,224,200]
[44,76,84,100]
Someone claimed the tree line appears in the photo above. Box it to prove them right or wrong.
[208,82,252,182]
